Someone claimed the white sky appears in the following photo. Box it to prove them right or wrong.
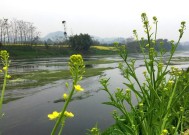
[1,0,189,41]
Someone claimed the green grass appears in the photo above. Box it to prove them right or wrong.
[1,45,76,59]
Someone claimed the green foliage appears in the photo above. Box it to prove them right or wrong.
[101,13,189,135]
[69,33,93,51]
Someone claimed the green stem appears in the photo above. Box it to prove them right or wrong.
[174,115,181,135]
[161,78,178,131]
[123,59,150,106]
[164,37,181,73]
[58,122,65,135]
[51,80,77,135]
[0,66,8,115]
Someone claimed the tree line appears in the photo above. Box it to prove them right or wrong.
[1,18,187,53]
[0,18,40,45]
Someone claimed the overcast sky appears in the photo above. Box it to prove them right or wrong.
[1,0,189,41]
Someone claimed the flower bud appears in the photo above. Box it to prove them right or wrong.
[153,16,157,21]
[162,129,168,135]
[63,93,68,100]
[6,75,11,79]
[3,66,7,71]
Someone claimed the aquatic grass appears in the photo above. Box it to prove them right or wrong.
[2,67,111,90]
[43,59,119,67]
[100,13,189,134]
[84,59,119,65]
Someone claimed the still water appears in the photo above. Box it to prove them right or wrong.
[0,55,126,135]
[1,52,189,135]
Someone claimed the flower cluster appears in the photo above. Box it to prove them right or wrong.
[170,66,182,76]
[0,50,9,61]
[69,54,85,80]
[69,54,84,67]
[179,21,186,38]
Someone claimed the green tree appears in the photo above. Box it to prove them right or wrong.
[69,34,93,51]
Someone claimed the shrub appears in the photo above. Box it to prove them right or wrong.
[69,33,93,51]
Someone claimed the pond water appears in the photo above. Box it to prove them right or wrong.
[1,52,189,135]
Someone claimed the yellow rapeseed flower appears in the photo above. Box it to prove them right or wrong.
[74,85,84,92]
[48,111,61,120]
[63,93,68,100]
[64,111,74,118]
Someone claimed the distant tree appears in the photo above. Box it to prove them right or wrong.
[125,38,172,53]
[92,39,100,45]
[126,40,141,52]
[46,38,54,45]
[126,37,135,43]
[69,34,93,51]
[0,18,40,45]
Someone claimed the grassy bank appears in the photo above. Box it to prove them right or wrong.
[0,45,117,59]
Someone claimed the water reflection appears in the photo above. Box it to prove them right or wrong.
[8,56,121,73]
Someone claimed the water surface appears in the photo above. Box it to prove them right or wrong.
[1,52,189,135]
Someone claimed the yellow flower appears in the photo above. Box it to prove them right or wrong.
[74,85,84,92]
[0,70,2,73]
[48,111,61,120]
[64,111,74,118]
[3,66,7,71]
[63,93,68,100]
